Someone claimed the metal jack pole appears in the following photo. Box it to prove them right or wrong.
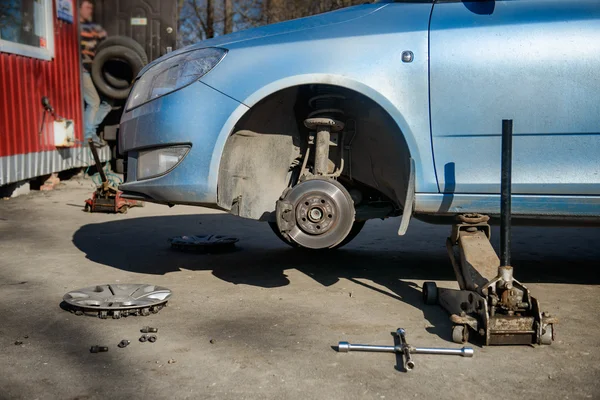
[500,119,512,268]
[498,119,515,289]
[88,138,108,185]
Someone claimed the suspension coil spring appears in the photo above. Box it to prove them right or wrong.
[307,93,346,120]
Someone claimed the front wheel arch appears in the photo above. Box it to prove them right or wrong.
[217,84,414,220]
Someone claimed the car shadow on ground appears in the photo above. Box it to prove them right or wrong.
[72,213,600,342]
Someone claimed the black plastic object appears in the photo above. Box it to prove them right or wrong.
[500,119,513,267]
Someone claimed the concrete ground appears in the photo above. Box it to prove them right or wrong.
[0,176,599,400]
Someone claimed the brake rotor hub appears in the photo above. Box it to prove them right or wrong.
[276,179,355,249]
[296,194,337,235]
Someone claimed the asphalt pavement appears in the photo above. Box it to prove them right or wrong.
[0,177,598,400]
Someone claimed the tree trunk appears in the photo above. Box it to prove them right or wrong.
[223,0,233,34]
[177,0,186,36]
[206,0,214,38]
[263,0,271,24]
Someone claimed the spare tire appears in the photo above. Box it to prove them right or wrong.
[92,45,144,100]
[103,59,133,89]
[96,36,148,65]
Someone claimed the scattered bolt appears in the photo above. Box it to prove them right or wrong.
[139,335,148,343]
[148,335,157,343]
[118,340,130,348]
[90,345,108,353]
[140,326,158,333]
[168,359,176,364]
[14,341,23,346]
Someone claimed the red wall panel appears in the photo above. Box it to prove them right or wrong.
[0,4,83,158]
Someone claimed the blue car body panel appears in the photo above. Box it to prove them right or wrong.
[119,81,247,204]
[415,193,600,218]
[119,0,600,222]
[430,0,600,196]
[201,2,437,193]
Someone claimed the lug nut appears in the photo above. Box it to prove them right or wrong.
[118,340,130,348]
[140,326,158,333]
[139,335,148,343]
[90,345,108,353]
[148,335,157,343]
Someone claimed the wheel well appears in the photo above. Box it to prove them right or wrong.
[217,84,412,221]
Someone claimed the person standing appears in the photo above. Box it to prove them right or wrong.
[80,0,110,143]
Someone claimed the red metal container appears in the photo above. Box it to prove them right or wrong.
[0,2,109,187]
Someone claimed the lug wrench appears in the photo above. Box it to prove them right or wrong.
[338,328,474,371]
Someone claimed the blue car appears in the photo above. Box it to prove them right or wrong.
[119,0,600,250]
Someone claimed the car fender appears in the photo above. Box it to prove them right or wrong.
[206,73,426,201]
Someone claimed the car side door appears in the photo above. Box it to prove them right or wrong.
[429,0,600,195]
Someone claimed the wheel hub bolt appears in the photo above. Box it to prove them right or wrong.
[309,208,323,222]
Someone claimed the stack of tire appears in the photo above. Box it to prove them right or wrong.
[91,36,148,101]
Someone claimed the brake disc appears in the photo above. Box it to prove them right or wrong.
[63,284,172,319]
[279,179,355,249]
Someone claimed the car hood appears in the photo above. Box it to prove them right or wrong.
[137,4,388,77]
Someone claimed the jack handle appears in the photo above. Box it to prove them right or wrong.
[87,139,108,185]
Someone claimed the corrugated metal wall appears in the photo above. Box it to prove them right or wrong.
[0,2,109,186]
[0,6,83,158]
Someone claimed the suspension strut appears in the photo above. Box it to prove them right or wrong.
[303,93,346,177]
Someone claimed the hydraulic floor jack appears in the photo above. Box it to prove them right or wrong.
[84,139,144,213]
[423,120,557,345]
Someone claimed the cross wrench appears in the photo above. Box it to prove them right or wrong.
[338,328,474,371]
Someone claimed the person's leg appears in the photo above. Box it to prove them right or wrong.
[82,71,100,139]
[93,100,112,130]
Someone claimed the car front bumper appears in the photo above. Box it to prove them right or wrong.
[118,81,248,206]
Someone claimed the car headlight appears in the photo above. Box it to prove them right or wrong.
[126,47,227,110]
[137,146,190,180]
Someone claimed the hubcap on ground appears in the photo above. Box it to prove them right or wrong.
[62,284,172,318]
[278,179,355,249]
